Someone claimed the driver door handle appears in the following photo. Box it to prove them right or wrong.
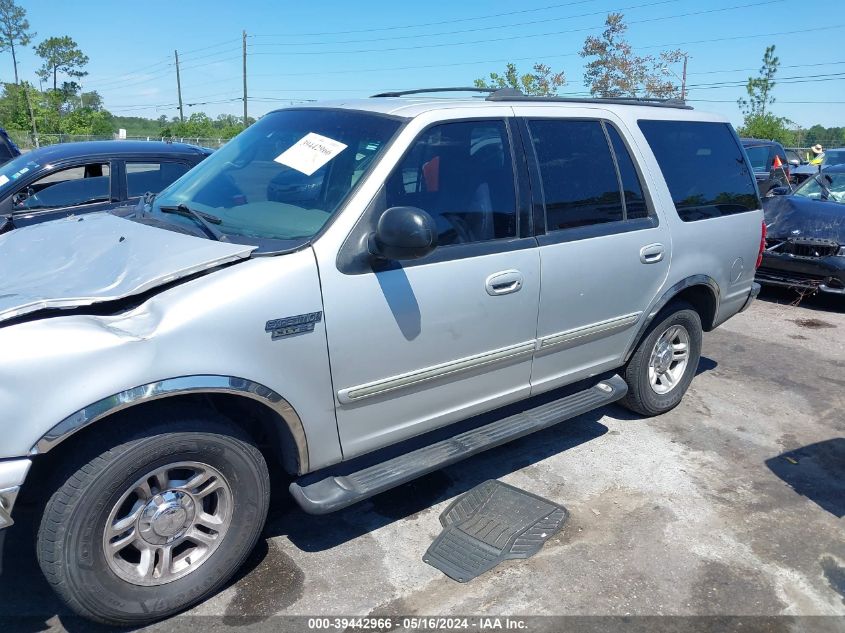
[485,270,523,296]
[639,243,665,264]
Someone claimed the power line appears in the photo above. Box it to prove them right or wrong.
[251,0,603,37]
[688,60,845,75]
[246,0,786,56]
[240,24,845,78]
[688,71,845,88]
[250,0,683,47]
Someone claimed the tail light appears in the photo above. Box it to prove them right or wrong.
[756,221,767,269]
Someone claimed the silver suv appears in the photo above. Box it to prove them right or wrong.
[0,89,763,624]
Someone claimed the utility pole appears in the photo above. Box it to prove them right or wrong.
[175,49,184,122]
[242,30,248,128]
[680,54,688,102]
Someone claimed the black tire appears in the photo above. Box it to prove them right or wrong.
[620,302,702,417]
[36,410,270,626]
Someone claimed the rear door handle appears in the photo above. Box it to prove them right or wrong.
[485,270,523,296]
[639,243,665,264]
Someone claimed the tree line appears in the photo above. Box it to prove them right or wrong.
[0,0,249,143]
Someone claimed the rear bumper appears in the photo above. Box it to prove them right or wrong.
[0,459,31,530]
[740,282,761,312]
[757,252,845,295]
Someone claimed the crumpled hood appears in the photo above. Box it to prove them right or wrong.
[0,213,256,322]
[763,194,845,241]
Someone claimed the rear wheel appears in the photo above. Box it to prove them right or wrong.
[36,413,270,626]
[620,303,702,416]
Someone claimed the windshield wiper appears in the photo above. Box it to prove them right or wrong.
[812,175,833,200]
[159,203,228,242]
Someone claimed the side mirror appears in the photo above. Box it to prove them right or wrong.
[769,186,790,196]
[369,206,438,261]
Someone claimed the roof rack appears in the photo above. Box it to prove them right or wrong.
[370,87,521,98]
[486,93,692,109]
[371,87,692,109]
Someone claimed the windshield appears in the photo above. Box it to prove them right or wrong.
[0,154,41,196]
[744,145,770,172]
[152,109,401,247]
[794,172,845,203]
[821,149,845,168]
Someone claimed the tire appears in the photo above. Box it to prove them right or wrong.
[36,411,270,626]
[620,302,702,417]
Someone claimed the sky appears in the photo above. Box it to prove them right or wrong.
[9,0,845,131]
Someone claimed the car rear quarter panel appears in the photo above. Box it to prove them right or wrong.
[614,108,764,327]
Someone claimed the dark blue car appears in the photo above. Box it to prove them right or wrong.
[0,140,211,233]
[0,128,21,167]
[758,164,845,294]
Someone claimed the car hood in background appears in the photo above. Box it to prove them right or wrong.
[0,213,256,323]
[763,194,845,241]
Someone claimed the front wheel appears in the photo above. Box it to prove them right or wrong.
[620,303,702,416]
[37,414,270,626]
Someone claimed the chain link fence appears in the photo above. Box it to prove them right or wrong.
[6,130,229,150]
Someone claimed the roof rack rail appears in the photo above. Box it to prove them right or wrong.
[370,87,520,98]
[370,87,691,109]
[485,92,692,109]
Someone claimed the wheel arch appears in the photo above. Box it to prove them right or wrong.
[623,275,720,363]
[29,375,310,475]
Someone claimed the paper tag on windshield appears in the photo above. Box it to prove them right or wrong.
[0,175,8,186]
[274,132,347,176]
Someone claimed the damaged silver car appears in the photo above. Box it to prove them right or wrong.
[0,90,763,625]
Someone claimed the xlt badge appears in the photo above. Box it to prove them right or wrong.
[265,312,322,340]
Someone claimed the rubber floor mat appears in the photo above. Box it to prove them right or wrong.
[423,480,568,582]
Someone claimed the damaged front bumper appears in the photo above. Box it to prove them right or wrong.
[0,459,31,530]
[757,251,845,295]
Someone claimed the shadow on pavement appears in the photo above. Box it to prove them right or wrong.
[765,437,845,518]
[757,285,845,314]
[265,407,611,553]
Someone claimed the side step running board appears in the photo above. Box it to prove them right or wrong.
[290,374,627,514]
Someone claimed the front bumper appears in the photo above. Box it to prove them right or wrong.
[0,459,31,530]
[757,252,845,295]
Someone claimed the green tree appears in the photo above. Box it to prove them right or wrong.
[34,35,89,91]
[738,113,795,145]
[474,62,566,96]
[580,13,685,99]
[738,45,778,117]
[0,0,33,84]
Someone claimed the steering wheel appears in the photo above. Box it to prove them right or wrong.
[441,212,474,244]
[12,186,38,209]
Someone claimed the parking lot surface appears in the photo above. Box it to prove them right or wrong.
[2,289,844,630]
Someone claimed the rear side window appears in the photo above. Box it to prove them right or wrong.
[639,120,759,221]
[529,120,623,230]
[744,145,770,172]
[126,161,190,198]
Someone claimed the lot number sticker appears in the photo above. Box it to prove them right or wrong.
[275,132,348,176]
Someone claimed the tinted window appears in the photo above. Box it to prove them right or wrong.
[639,120,759,221]
[606,124,648,220]
[385,120,517,245]
[127,162,190,198]
[529,120,623,231]
[154,109,401,245]
[14,163,110,211]
[744,145,770,172]
[822,149,845,167]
